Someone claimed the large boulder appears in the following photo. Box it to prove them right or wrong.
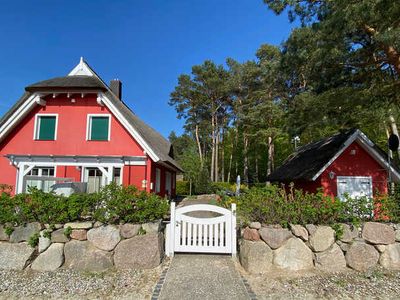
[119,224,141,239]
[31,243,64,271]
[64,222,93,229]
[240,240,273,274]
[243,227,260,241]
[345,242,379,271]
[142,221,162,234]
[259,227,293,249]
[309,226,335,252]
[249,222,261,230]
[114,233,163,269]
[51,229,70,243]
[315,243,347,272]
[273,238,313,271]
[38,231,51,253]
[395,230,400,242]
[339,224,355,243]
[0,242,35,270]
[379,243,400,270]
[64,240,113,272]
[70,230,87,241]
[9,222,41,243]
[87,225,121,251]
[290,224,309,241]
[362,222,395,245]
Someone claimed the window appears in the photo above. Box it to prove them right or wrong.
[165,171,171,196]
[35,115,57,140]
[113,168,121,184]
[87,115,110,141]
[155,168,161,193]
[25,167,55,192]
[337,176,373,201]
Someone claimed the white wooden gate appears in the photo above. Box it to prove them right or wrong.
[165,202,237,257]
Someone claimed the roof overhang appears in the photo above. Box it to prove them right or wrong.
[311,129,400,182]
[6,154,147,167]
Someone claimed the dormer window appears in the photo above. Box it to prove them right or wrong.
[34,114,58,140]
[87,114,111,141]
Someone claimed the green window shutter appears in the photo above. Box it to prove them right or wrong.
[38,116,56,140]
[90,117,109,141]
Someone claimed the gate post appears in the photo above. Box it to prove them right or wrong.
[166,201,176,257]
[231,203,237,257]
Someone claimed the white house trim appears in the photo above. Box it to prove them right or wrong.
[100,93,160,162]
[0,94,38,143]
[33,113,59,140]
[311,130,359,181]
[311,129,400,182]
[86,114,111,141]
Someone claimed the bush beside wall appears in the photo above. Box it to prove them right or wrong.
[0,183,169,225]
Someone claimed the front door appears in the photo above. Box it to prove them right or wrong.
[84,168,106,193]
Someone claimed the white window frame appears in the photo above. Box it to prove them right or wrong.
[337,176,373,201]
[33,113,59,140]
[86,114,111,141]
[155,168,161,193]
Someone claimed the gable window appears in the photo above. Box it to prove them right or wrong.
[87,115,110,141]
[34,115,57,140]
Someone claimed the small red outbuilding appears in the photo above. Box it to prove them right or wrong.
[267,129,400,199]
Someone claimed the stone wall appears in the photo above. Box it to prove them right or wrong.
[0,221,164,272]
[240,222,400,273]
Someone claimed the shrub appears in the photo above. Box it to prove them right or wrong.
[224,185,400,226]
[176,181,190,196]
[28,232,40,248]
[92,183,169,224]
[224,185,342,226]
[0,183,169,225]
[194,165,211,194]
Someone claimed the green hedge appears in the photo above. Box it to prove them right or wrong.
[0,183,169,225]
[217,185,400,226]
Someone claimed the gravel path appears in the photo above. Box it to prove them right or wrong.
[0,265,164,299]
[244,267,400,299]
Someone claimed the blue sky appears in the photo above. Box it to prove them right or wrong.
[0,0,295,138]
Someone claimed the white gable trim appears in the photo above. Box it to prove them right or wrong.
[311,129,400,182]
[0,94,39,142]
[68,57,96,76]
[100,93,160,162]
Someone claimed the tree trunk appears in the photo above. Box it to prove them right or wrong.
[364,25,400,76]
[215,127,219,182]
[267,136,274,176]
[389,114,400,159]
[227,149,233,183]
[243,134,249,185]
[221,127,225,182]
[255,155,259,183]
[211,114,215,182]
[195,124,203,167]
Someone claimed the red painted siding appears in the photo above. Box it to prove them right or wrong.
[294,141,388,197]
[0,93,177,197]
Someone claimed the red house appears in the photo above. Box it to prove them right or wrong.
[0,58,182,196]
[267,129,400,199]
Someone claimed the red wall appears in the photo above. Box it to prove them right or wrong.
[294,141,388,197]
[0,94,144,191]
[0,93,177,197]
